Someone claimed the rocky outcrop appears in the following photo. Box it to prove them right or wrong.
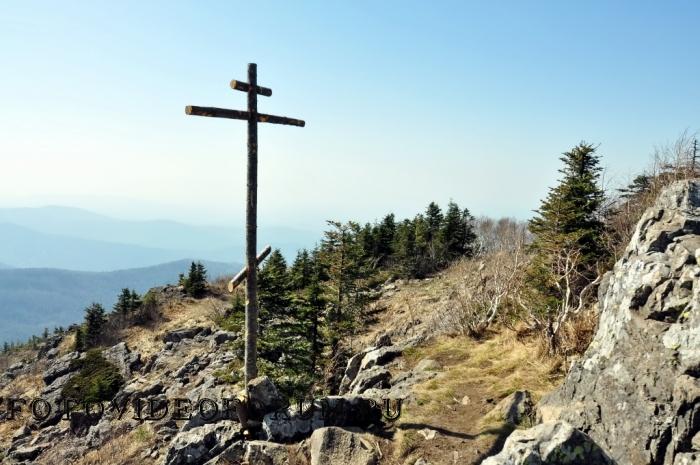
[533,181,700,465]
[481,421,613,465]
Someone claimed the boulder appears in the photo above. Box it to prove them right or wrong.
[42,351,80,385]
[102,342,142,378]
[487,390,534,426]
[481,421,613,465]
[210,330,238,348]
[674,453,700,465]
[248,376,286,418]
[163,326,206,344]
[245,441,290,465]
[263,396,382,443]
[414,359,441,372]
[9,443,51,462]
[537,181,700,465]
[349,367,391,394]
[308,427,378,465]
[162,421,242,465]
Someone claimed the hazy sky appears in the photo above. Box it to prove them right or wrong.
[1,1,698,232]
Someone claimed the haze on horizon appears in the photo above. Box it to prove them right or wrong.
[1,1,699,233]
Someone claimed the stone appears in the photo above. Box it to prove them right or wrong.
[248,376,286,418]
[9,443,51,462]
[245,440,290,465]
[308,427,378,465]
[102,342,142,378]
[537,181,700,465]
[262,396,382,443]
[42,351,80,385]
[162,421,241,465]
[349,367,391,394]
[414,359,441,372]
[339,352,366,395]
[488,390,534,425]
[203,441,245,465]
[163,326,205,343]
[210,330,238,347]
[481,421,613,465]
[674,453,700,465]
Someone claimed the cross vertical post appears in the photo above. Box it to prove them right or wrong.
[245,63,259,382]
[185,63,305,387]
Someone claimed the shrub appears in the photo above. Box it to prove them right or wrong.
[61,349,125,404]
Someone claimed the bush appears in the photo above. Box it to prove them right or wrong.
[61,349,125,404]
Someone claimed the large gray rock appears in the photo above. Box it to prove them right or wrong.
[162,421,241,465]
[244,441,290,465]
[42,351,80,385]
[248,376,287,418]
[481,421,613,465]
[102,342,142,378]
[488,390,534,426]
[538,181,700,465]
[263,396,382,443]
[308,427,378,465]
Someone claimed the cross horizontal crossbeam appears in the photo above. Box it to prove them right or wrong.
[230,80,272,97]
[185,105,305,127]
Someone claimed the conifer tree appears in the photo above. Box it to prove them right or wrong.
[2,342,9,353]
[440,201,477,262]
[74,326,86,352]
[83,303,107,349]
[394,218,419,277]
[528,143,607,351]
[183,262,208,298]
[289,249,313,289]
[114,288,132,315]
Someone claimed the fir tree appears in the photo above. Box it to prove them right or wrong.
[74,326,86,352]
[83,303,107,349]
[528,143,607,350]
[114,288,132,315]
[289,249,313,289]
[183,262,208,298]
[440,201,477,262]
[2,342,9,353]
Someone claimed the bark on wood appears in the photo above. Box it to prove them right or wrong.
[185,106,305,127]
[230,79,272,97]
[245,63,259,385]
[227,245,272,292]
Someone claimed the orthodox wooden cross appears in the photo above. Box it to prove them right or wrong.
[186,63,305,385]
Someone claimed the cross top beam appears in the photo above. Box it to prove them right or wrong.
[185,63,305,385]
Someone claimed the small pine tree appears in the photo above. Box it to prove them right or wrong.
[74,326,86,352]
[114,288,132,315]
[2,341,9,353]
[183,262,208,298]
[42,327,49,339]
[83,303,107,349]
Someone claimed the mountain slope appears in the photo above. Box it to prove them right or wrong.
[0,259,239,343]
[0,206,316,264]
[0,222,196,271]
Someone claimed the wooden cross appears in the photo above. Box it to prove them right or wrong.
[186,63,305,385]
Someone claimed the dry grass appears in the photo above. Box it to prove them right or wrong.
[41,424,158,465]
[390,329,564,465]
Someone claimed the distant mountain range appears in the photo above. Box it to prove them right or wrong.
[0,205,317,344]
[0,206,317,271]
[0,259,239,344]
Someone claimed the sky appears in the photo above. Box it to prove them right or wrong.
[1,1,699,233]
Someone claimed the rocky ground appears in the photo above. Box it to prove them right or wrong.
[0,181,699,465]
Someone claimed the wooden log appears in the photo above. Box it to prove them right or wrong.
[185,106,305,127]
[227,245,272,292]
[244,62,259,385]
[230,80,272,97]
